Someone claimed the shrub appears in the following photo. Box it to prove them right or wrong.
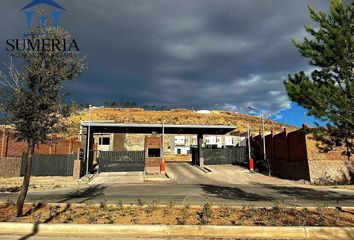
[167,199,176,209]
[100,198,108,210]
[87,216,97,224]
[199,203,213,225]
[145,199,159,215]
[137,198,145,206]
[177,208,189,225]
[116,200,123,210]
[219,205,232,218]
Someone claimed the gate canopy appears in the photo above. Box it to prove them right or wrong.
[80,122,237,174]
[81,122,236,135]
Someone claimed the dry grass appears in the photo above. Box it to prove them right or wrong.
[0,177,83,193]
[0,202,353,227]
[62,108,296,137]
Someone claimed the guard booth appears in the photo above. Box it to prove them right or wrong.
[79,123,236,176]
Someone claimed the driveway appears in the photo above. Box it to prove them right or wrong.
[0,163,353,207]
[89,172,144,185]
[167,163,300,186]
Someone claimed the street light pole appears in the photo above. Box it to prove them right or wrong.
[248,106,267,169]
[247,124,251,160]
[247,123,254,172]
[161,121,166,173]
[261,113,267,162]
[86,105,92,175]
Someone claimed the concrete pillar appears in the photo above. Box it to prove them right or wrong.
[80,126,94,175]
[197,134,204,168]
[72,159,82,180]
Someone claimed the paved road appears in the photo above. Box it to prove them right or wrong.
[0,164,353,207]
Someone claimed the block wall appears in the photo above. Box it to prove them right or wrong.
[252,127,353,183]
[0,129,81,178]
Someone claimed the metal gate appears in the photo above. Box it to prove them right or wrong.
[21,154,76,176]
[98,151,145,172]
[203,147,247,165]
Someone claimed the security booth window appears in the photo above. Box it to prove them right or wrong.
[148,148,161,157]
[99,137,110,145]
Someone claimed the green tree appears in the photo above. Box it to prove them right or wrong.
[0,27,86,216]
[284,0,353,160]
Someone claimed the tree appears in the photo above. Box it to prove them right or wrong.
[0,26,86,216]
[284,0,353,160]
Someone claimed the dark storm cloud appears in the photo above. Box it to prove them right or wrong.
[0,0,329,112]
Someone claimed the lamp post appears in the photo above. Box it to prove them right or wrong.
[248,106,267,165]
[161,121,166,173]
[86,105,92,175]
[247,123,254,172]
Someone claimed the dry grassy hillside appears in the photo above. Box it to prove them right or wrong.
[63,108,297,137]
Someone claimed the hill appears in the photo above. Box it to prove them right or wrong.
[63,108,297,137]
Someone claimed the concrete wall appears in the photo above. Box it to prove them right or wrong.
[252,127,353,184]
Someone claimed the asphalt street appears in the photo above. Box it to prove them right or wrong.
[0,164,353,207]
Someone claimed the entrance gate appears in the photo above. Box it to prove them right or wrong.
[192,147,247,166]
[98,151,145,173]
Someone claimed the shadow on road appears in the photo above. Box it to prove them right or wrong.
[57,185,107,203]
[200,184,274,201]
[250,182,354,202]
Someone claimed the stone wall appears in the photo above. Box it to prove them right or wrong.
[308,160,354,184]
[306,135,352,183]
[0,157,22,178]
[124,134,145,151]
[113,134,126,151]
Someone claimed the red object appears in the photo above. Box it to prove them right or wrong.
[160,162,166,172]
[249,159,254,172]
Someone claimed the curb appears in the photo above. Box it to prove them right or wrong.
[1,202,353,211]
[0,223,352,239]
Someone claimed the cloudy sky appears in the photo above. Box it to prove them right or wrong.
[0,0,330,126]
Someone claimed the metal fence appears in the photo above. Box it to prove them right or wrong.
[99,151,145,173]
[203,147,247,165]
[21,154,76,176]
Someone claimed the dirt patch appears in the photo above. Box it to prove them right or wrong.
[0,202,353,226]
[0,177,84,193]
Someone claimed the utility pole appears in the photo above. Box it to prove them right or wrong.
[86,105,92,175]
